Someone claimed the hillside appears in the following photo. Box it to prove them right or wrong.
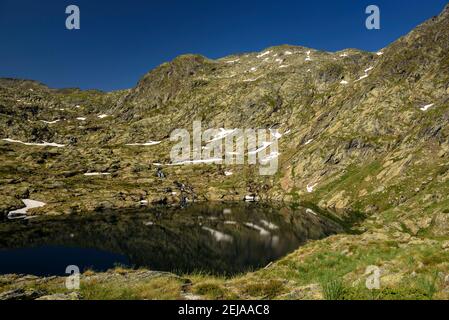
[0,4,449,300]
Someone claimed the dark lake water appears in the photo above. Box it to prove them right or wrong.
[0,203,343,276]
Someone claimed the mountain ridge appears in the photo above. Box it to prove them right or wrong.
[1,3,449,300]
[0,4,447,224]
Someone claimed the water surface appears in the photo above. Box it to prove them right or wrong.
[0,203,343,276]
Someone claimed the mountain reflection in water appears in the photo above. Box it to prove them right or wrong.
[0,203,344,276]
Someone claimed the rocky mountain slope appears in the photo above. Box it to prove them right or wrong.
[1,4,449,300]
[2,5,449,220]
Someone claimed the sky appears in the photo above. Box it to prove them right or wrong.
[0,0,447,91]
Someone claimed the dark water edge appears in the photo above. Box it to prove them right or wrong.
[0,202,344,277]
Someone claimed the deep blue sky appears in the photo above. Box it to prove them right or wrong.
[0,0,446,91]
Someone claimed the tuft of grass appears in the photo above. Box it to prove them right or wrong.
[243,280,285,299]
[321,278,346,300]
[80,277,183,300]
[83,269,96,277]
[111,265,132,275]
[342,286,430,300]
[415,272,439,300]
[193,282,226,299]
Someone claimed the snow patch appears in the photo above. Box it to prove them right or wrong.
[340,80,349,85]
[420,104,435,111]
[305,139,313,145]
[305,50,312,61]
[98,114,109,119]
[306,183,318,193]
[126,141,161,146]
[2,139,65,148]
[260,151,280,163]
[247,130,282,156]
[207,129,237,143]
[8,199,46,218]
[170,158,223,166]
[269,129,283,139]
[243,76,263,82]
[355,74,369,82]
[248,141,273,155]
[226,151,241,156]
[41,120,60,124]
[224,171,233,176]
[84,172,111,176]
[354,66,374,82]
[76,117,86,121]
[244,195,258,202]
[257,51,271,58]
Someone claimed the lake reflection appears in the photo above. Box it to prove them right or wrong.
[0,203,343,276]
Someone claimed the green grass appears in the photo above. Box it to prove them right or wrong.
[342,286,430,300]
[321,278,346,300]
[415,273,439,300]
[80,277,184,300]
[242,280,285,299]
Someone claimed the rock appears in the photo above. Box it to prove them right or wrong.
[0,288,45,300]
[182,293,203,300]
[36,292,81,300]
[402,219,420,235]
[393,232,412,242]
[279,284,322,300]
[361,232,390,242]
[381,272,404,287]
[16,275,39,282]
[442,241,449,250]
[359,189,368,197]
[429,212,449,236]
[0,196,23,218]
[364,204,379,214]
[326,191,350,210]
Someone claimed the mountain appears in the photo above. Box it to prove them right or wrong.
[1,3,449,300]
[2,4,449,221]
